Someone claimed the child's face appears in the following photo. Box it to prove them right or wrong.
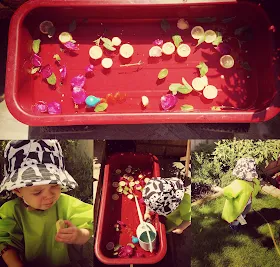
[14,184,61,210]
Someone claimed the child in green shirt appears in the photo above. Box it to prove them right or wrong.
[142,177,191,234]
[222,158,261,232]
[0,140,93,267]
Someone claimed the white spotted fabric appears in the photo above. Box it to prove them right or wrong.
[142,177,185,216]
[0,140,78,194]
[232,158,258,181]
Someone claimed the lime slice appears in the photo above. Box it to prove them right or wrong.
[128,176,134,182]
[106,242,115,250]
[112,37,122,46]
[191,26,205,40]
[119,181,126,187]
[162,42,175,55]
[127,194,134,200]
[192,77,205,91]
[200,75,208,87]
[144,178,150,184]
[220,55,234,69]
[115,169,121,174]
[112,194,119,200]
[120,44,134,58]
[177,44,191,58]
[149,46,162,57]
[134,180,140,185]
[59,32,73,43]
[39,21,54,34]
[177,18,189,30]
[129,181,135,187]
[102,58,113,69]
[142,96,149,107]
[136,185,142,190]
[89,45,103,60]
[116,187,123,193]
[204,30,217,44]
[112,182,119,188]
[56,219,66,232]
[203,85,218,99]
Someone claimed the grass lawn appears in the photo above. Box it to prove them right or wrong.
[192,193,280,267]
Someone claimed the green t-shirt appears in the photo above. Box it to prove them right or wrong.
[0,193,93,266]
[165,193,191,232]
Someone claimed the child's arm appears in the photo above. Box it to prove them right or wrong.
[55,220,91,245]
[144,206,151,221]
[2,247,24,267]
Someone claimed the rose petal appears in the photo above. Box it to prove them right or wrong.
[72,87,87,104]
[41,64,52,79]
[85,64,94,73]
[33,101,48,113]
[160,94,178,110]
[31,54,42,67]
[59,65,67,80]
[71,74,86,88]
[215,43,231,55]
[47,102,62,114]
[153,39,163,46]
[64,41,79,51]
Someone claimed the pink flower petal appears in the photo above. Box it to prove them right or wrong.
[71,74,86,88]
[31,54,42,67]
[72,87,87,104]
[64,41,79,51]
[160,94,178,110]
[153,39,163,46]
[33,101,48,113]
[47,102,62,114]
[41,64,52,79]
[59,65,67,80]
[85,64,94,73]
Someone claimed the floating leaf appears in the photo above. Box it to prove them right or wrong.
[212,33,223,46]
[94,102,108,112]
[177,86,192,94]
[196,62,208,77]
[158,68,168,79]
[181,104,194,111]
[161,19,170,32]
[211,106,222,111]
[240,61,252,71]
[46,73,57,85]
[172,35,183,48]
[103,43,116,51]
[196,35,205,47]
[169,83,182,92]
[47,26,56,38]
[93,37,102,46]
[53,54,61,61]
[101,37,113,46]
[181,78,193,91]
[32,39,41,54]
[30,67,40,74]
[68,20,77,32]
[222,16,236,23]
[196,17,216,23]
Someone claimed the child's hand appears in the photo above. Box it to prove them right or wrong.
[55,220,91,245]
[144,212,151,221]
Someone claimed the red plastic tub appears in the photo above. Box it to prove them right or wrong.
[94,152,167,265]
[5,0,279,125]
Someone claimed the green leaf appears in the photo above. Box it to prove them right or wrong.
[47,26,56,38]
[221,16,236,23]
[196,62,208,77]
[32,39,41,54]
[212,34,223,46]
[161,19,170,32]
[94,102,108,112]
[68,20,77,32]
[46,73,57,85]
[196,17,216,23]
[101,37,113,46]
[177,86,192,94]
[181,104,194,111]
[181,77,193,91]
[211,106,222,111]
[53,54,61,61]
[169,83,183,92]
[158,68,168,79]
[30,67,40,74]
[103,43,116,51]
[172,35,183,48]
[240,61,252,71]
[196,35,205,47]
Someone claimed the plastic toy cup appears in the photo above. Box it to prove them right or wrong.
[136,222,157,252]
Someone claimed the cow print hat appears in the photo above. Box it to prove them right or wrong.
[232,158,258,181]
[0,140,78,196]
[142,177,185,216]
